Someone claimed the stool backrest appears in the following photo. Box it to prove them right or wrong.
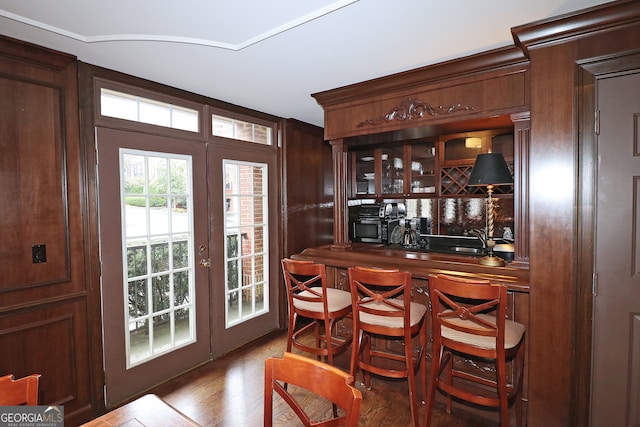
[264,352,362,427]
[428,273,507,358]
[348,266,412,334]
[0,374,41,405]
[281,258,329,313]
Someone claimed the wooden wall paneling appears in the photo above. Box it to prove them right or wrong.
[280,119,333,258]
[0,77,69,290]
[280,118,333,327]
[0,36,93,425]
[0,300,90,407]
[512,2,640,425]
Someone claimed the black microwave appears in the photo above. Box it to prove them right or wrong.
[352,218,400,244]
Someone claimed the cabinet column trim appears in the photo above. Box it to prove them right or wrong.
[512,112,530,262]
[330,139,351,251]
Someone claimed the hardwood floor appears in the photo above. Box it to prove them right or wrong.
[149,330,499,426]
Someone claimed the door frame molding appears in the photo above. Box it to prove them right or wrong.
[575,49,640,426]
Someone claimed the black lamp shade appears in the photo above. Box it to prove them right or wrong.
[467,153,513,186]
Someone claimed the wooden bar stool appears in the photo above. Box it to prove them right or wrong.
[424,274,526,427]
[264,351,362,426]
[348,266,427,427]
[281,258,352,365]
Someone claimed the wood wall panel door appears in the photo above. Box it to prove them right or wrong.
[592,70,640,426]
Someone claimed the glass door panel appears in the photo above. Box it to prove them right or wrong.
[223,161,269,327]
[410,142,437,195]
[354,149,376,196]
[382,146,404,194]
[121,150,196,367]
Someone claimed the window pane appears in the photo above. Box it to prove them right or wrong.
[227,259,240,290]
[102,89,137,120]
[140,99,171,127]
[173,271,190,306]
[123,153,146,193]
[212,116,234,138]
[175,308,192,345]
[149,157,168,194]
[153,314,172,354]
[152,274,170,311]
[127,245,147,277]
[173,238,189,269]
[151,239,169,273]
[170,159,188,194]
[129,320,150,364]
[172,107,199,132]
[149,200,169,235]
[171,199,189,233]
[227,234,239,258]
[128,279,148,317]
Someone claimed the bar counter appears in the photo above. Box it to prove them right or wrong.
[291,242,529,293]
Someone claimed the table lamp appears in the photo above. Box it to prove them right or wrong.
[468,152,513,266]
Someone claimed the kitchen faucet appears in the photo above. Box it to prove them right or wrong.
[467,229,487,248]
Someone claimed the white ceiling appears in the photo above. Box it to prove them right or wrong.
[0,0,612,127]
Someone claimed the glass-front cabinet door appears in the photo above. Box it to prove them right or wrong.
[381,145,404,195]
[354,149,376,196]
[409,142,436,195]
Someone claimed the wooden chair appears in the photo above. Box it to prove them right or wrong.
[281,258,352,365]
[347,266,427,427]
[0,374,41,405]
[264,351,362,427]
[424,274,526,427]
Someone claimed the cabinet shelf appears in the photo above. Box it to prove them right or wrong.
[349,128,513,199]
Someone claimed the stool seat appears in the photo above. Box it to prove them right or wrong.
[293,287,352,313]
[440,311,525,350]
[358,298,427,329]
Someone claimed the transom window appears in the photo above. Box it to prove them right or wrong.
[101,88,199,132]
[212,114,272,145]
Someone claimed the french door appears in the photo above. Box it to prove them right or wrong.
[207,142,280,358]
[97,128,211,407]
[97,127,280,405]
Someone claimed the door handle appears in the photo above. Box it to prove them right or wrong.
[199,259,211,269]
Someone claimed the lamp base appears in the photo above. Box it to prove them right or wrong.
[478,255,506,267]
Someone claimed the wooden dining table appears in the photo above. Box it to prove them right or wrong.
[80,393,201,426]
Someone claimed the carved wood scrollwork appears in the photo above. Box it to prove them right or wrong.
[357,97,475,127]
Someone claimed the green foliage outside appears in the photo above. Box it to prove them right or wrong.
[127,241,190,320]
